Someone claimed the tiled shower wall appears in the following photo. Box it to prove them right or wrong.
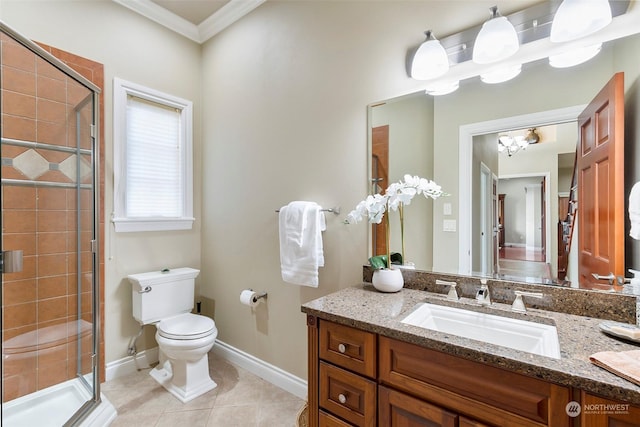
[1,33,105,402]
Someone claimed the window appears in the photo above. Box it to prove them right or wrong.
[113,78,194,232]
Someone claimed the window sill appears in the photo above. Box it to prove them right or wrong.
[112,217,195,233]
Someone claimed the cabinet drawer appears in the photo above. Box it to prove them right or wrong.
[320,410,353,427]
[320,320,376,378]
[379,336,571,426]
[320,361,376,427]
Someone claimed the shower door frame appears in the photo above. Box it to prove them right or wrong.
[1,21,103,426]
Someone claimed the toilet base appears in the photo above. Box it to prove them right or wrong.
[150,358,217,403]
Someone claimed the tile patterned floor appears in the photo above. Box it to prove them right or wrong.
[101,352,305,427]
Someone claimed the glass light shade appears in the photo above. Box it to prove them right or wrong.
[411,31,449,80]
[424,80,459,96]
[480,64,522,84]
[473,9,519,64]
[549,43,602,68]
[550,0,612,43]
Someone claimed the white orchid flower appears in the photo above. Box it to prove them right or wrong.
[419,178,443,199]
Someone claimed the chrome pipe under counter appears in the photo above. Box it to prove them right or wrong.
[301,285,640,405]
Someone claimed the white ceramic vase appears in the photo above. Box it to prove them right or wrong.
[372,268,404,293]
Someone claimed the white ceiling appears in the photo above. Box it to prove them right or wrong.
[112,0,266,43]
[150,0,229,25]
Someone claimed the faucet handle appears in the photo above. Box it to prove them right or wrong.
[435,279,459,301]
[476,279,491,305]
[512,290,543,313]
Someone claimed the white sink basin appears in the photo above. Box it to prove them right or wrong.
[401,303,561,359]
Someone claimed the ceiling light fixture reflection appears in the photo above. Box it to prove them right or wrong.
[549,43,602,68]
[480,64,522,84]
[411,30,450,80]
[472,6,519,64]
[498,134,528,157]
[550,0,612,43]
[425,80,459,96]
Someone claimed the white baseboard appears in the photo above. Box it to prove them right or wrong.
[105,340,308,401]
[105,347,159,382]
[212,340,308,400]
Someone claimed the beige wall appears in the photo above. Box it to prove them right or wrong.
[1,1,202,364]
[4,0,638,385]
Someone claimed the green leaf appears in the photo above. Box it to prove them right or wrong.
[368,255,387,270]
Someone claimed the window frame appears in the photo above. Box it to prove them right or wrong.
[113,77,194,232]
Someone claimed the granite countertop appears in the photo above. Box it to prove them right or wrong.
[301,284,640,405]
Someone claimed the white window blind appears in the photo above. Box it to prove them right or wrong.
[126,96,182,218]
[113,78,194,232]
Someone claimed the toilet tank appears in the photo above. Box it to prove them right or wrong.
[128,267,200,325]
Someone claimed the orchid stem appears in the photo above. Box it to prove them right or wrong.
[399,203,405,265]
[385,200,391,269]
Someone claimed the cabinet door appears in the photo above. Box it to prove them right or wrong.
[379,386,458,427]
[460,417,492,427]
[581,392,640,427]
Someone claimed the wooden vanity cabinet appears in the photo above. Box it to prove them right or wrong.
[580,392,640,427]
[308,316,573,427]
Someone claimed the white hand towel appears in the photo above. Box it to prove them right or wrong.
[279,201,326,287]
[630,181,640,240]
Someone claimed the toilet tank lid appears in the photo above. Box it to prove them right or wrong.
[128,267,200,289]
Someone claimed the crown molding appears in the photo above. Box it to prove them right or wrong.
[112,0,265,44]
[199,0,266,43]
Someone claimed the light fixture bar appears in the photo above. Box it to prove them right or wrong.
[435,0,628,67]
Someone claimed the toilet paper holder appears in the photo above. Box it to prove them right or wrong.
[250,290,268,303]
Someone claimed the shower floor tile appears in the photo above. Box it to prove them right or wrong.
[101,352,305,427]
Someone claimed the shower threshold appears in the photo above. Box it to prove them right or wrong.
[1,377,117,427]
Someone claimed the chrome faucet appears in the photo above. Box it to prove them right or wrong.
[476,280,491,306]
[435,279,459,301]
[511,290,543,313]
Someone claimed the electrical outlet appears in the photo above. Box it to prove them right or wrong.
[443,203,452,215]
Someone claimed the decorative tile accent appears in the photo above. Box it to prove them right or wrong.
[59,154,91,182]
[13,149,49,179]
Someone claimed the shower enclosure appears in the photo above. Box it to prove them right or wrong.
[1,23,115,426]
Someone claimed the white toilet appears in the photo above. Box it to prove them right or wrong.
[128,267,217,403]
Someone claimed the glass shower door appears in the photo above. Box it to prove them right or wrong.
[1,24,101,426]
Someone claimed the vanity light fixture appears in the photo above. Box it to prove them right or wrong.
[480,64,522,84]
[412,1,631,95]
[411,30,450,80]
[472,6,520,65]
[424,80,459,96]
[549,43,603,68]
[550,0,612,43]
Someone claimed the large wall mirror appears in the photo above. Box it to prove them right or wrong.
[368,31,640,291]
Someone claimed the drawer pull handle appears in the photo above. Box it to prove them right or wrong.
[338,393,347,404]
[338,343,346,353]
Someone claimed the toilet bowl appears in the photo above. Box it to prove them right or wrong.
[128,268,217,403]
[149,313,218,403]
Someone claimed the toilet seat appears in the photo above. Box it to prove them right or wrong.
[157,313,215,340]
